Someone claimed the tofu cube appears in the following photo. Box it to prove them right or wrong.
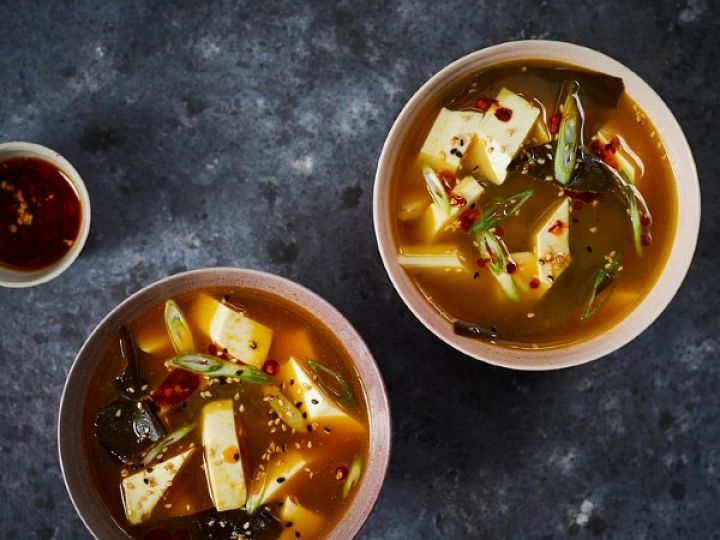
[246,451,308,513]
[463,88,540,185]
[201,400,247,512]
[398,245,468,273]
[533,198,571,286]
[596,129,640,183]
[530,117,552,145]
[510,251,549,299]
[188,295,273,368]
[419,108,484,172]
[417,176,484,240]
[279,497,325,540]
[280,357,364,433]
[121,449,194,525]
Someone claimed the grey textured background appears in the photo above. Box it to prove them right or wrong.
[0,1,717,539]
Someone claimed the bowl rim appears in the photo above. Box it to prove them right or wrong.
[0,141,91,288]
[58,267,391,539]
[373,40,701,370]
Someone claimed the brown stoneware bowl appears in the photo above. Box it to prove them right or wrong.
[58,268,391,539]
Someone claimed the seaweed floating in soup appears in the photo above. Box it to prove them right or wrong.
[392,61,677,347]
[86,289,368,539]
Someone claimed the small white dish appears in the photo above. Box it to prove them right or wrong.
[0,141,91,288]
[373,41,701,370]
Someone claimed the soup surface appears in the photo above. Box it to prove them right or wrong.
[391,61,677,348]
[85,288,368,539]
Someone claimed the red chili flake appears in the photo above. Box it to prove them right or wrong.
[459,208,480,231]
[474,95,497,112]
[494,225,504,237]
[547,220,565,235]
[262,359,279,376]
[335,466,349,480]
[152,370,200,407]
[590,139,618,170]
[641,215,651,227]
[475,258,488,268]
[606,136,621,153]
[548,112,562,135]
[506,262,517,274]
[494,107,513,122]
[572,200,584,211]
[641,233,652,246]
[438,170,456,192]
[207,343,218,355]
[529,278,540,289]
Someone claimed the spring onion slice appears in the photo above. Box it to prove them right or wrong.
[554,82,582,185]
[422,166,451,216]
[141,423,195,466]
[582,255,623,320]
[164,299,195,354]
[172,353,275,384]
[476,231,520,303]
[267,392,305,430]
[307,359,356,406]
[342,455,363,498]
[245,467,268,515]
[469,189,534,234]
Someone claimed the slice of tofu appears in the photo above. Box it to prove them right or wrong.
[533,198,571,286]
[278,497,325,540]
[530,117,552,145]
[188,295,273,368]
[398,245,468,273]
[280,357,364,433]
[201,400,247,512]
[397,196,430,222]
[510,251,548,299]
[246,451,308,513]
[596,129,640,183]
[419,108,484,172]
[463,88,540,185]
[121,449,194,525]
[416,176,485,240]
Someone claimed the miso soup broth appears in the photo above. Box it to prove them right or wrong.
[84,288,369,540]
[391,61,677,348]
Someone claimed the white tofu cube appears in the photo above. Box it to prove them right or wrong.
[246,451,308,513]
[416,176,484,241]
[596,129,640,183]
[419,108,484,172]
[280,357,364,433]
[398,245,468,273]
[201,400,247,512]
[121,449,194,525]
[533,198,571,286]
[188,296,273,368]
[464,88,540,185]
[279,497,325,540]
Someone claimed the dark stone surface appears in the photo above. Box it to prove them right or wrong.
[0,1,717,539]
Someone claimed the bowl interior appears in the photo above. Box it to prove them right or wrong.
[373,41,700,370]
[58,268,391,539]
[0,142,91,288]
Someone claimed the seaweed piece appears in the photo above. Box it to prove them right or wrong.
[453,319,499,341]
[114,325,143,394]
[94,396,165,463]
[190,508,280,539]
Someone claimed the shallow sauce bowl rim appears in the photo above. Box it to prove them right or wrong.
[373,40,701,370]
[58,267,391,539]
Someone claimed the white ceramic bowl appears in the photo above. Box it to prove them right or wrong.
[0,141,91,288]
[373,40,701,370]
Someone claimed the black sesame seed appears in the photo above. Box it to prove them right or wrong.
[586,246,593,253]
[276,477,286,484]
[473,272,480,279]
[307,425,313,432]
[285,522,293,528]
[311,399,319,405]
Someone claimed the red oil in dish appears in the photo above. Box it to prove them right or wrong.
[0,156,82,270]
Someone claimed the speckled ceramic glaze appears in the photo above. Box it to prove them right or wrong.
[58,268,391,539]
[373,40,701,370]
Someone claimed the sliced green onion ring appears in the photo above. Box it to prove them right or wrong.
[164,299,195,354]
[172,353,275,384]
[307,359,356,407]
[141,423,195,465]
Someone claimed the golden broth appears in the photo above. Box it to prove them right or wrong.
[391,61,678,347]
[83,288,369,539]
